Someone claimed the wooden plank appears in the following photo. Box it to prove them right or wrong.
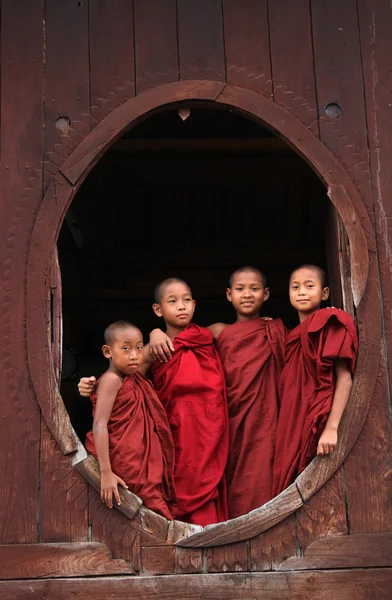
[268,0,319,135]
[76,455,142,520]
[49,247,63,383]
[356,0,392,530]
[295,468,347,554]
[249,515,296,572]
[39,420,88,543]
[134,0,178,93]
[141,546,175,575]
[176,484,302,548]
[2,570,392,599]
[344,340,392,533]
[222,0,272,97]
[89,487,140,570]
[177,0,225,81]
[0,542,134,579]
[44,0,90,189]
[311,0,373,220]
[206,542,248,573]
[0,0,44,544]
[60,81,225,186]
[280,532,392,570]
[89,0,135,123]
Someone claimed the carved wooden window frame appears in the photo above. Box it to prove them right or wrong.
[26,81,379,548]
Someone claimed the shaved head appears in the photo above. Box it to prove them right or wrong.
[290,264,328,287]
[154,277,192,303]
[229,266,267,288]
[104,320,140,345]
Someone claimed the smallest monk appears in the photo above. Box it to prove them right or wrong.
[84,321,175,519]
[272,265,358,496]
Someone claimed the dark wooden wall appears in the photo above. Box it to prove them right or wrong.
[0,0,392,597]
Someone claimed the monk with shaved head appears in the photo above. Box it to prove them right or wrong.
[272,265,358,495]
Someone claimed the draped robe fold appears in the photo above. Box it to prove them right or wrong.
[151,324,229,526]
[272,308,358,496]
[85,371,176,519]
[216,318,287,518]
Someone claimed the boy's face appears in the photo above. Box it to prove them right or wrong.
[103,326,144,375]
[153,282,196,328]
[227,271,269,319]
[289,267,330,317]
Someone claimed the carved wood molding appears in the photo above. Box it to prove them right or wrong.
[26,80,379,548]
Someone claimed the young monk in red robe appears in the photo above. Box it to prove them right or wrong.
[272,265,358,497]
[148,278,229,526]
[84,321,175,519]
[149,267,287,518]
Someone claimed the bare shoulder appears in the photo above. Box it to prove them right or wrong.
[208,322,228,339]
[97,370,123,394]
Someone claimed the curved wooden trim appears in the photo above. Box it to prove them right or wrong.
[26,80,380,548]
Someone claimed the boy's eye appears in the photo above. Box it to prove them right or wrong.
[137,346,143,351]
[123,346,130,350]
[185,298,192,302]
[169,299,176,303]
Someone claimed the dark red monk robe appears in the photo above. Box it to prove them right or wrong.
[216,318,287,518]
[272,308,358,496]
[151,323,229,526]
[85,371,175,520]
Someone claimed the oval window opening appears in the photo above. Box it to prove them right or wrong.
[55,104,354,529]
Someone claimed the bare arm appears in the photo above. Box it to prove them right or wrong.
[317,358,353,456]
[93,372,128,507]
[149,329,175,362]
[139,343,155,374]
[207,322,227,340]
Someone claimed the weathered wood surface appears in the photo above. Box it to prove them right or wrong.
[0,0,44,544]
[0,542,134,579]
[269,0,319,135]
[134,0,178,94]
[223,0,272,96]
[89,0,135,123]
[280,532,392,571]
[249,515,296,572]
[1,570,392,599]
[40,421,88,543]
[176,484,302,548]
[88,487,140,570]
[44,0,90,189]
[177,0,225,81]
[206,542,249,573]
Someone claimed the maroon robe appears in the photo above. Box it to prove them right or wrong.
[151,323,229,526]
[272,308,358,496]
[216,318,287,518]
[85,371,175,520]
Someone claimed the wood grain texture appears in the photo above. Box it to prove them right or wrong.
[134,0,178,93]
[0,542,134,579]
[249,515,297,572]
[279,532,392,570]
[176,484,302,548]
[89,487,140,569]
[311,0,374,221]
[2,570,392,599]
[222,0,272,96]
[89,0,135,123]
[174,548,203,574]
[40,420,88,543]
[206,542,248,573]
[177,0,225,81]
[0,0,44,544]
[141,546,175,575]
[44,0,90,189]
[268,0,319,135]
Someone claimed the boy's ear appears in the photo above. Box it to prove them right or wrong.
[226,288,232,302]
[152,303,163,318]
[263,287,270,301]
[322,286,330,301]
[102,344,111,359]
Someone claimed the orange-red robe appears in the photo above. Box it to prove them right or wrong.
[85,371,175,520]
[272,308,358,496]
[151,323,229,526]
[216,318,287,518]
